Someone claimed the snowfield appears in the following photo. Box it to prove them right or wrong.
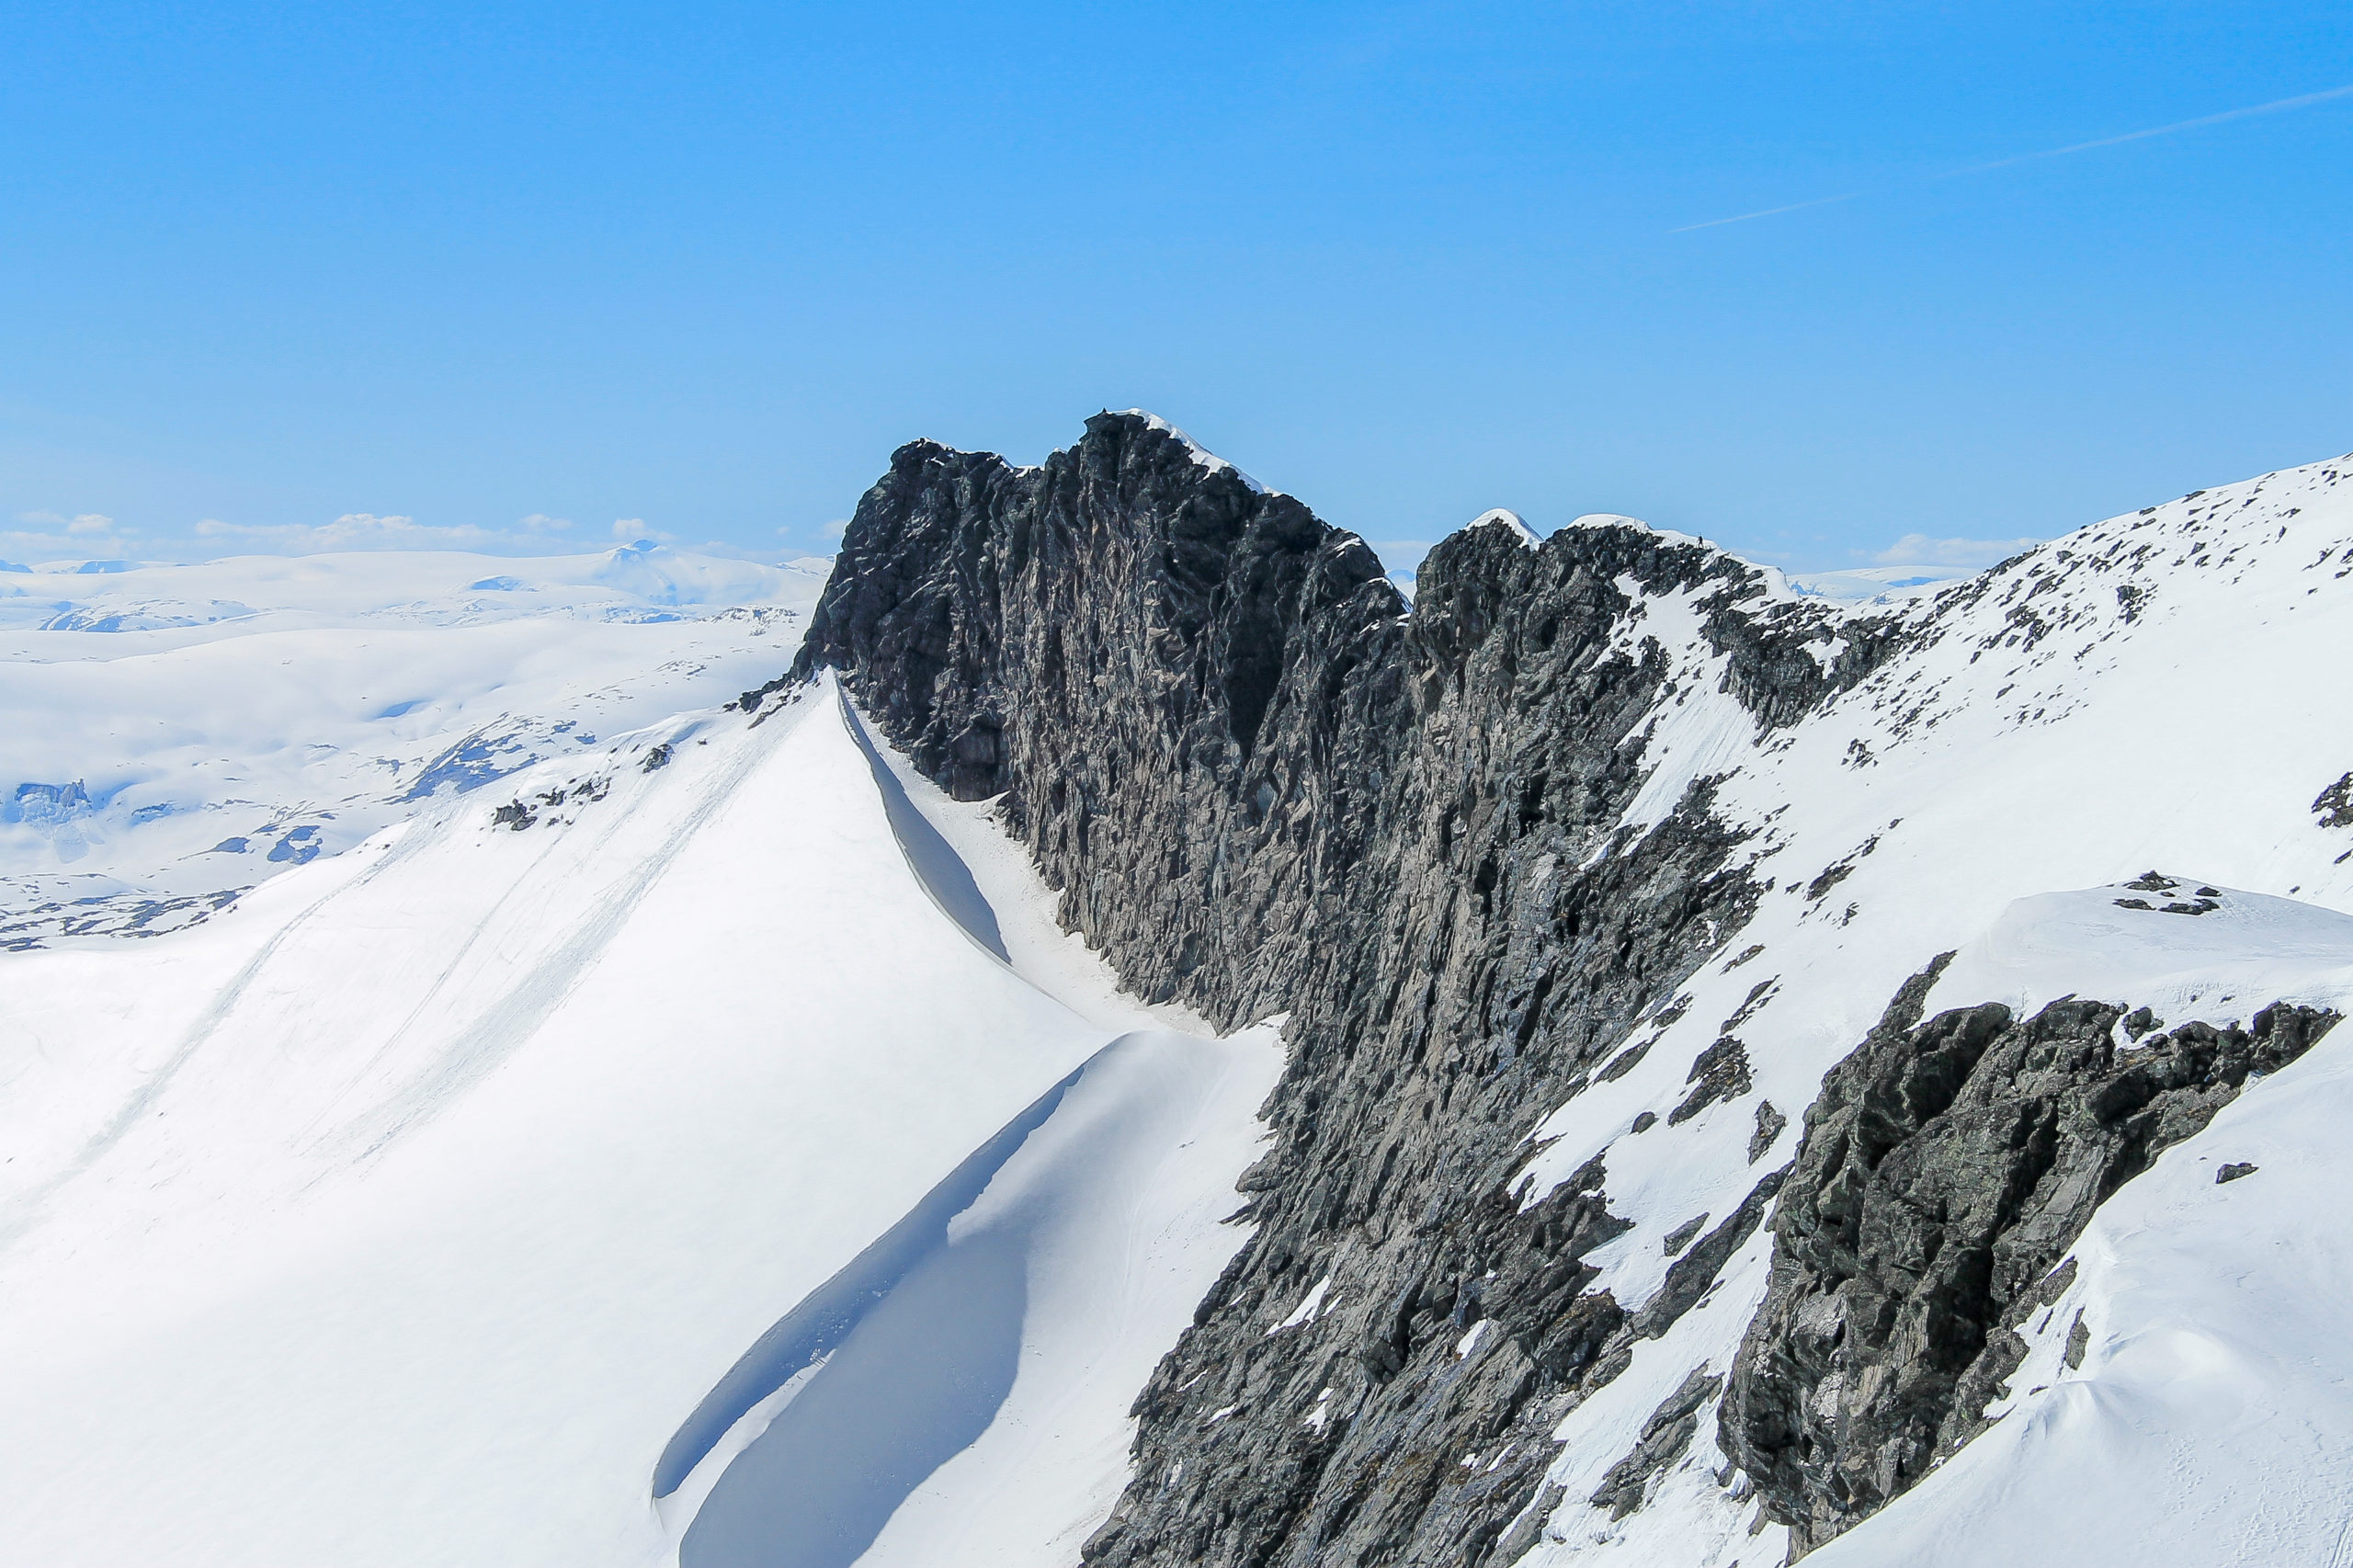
[0,661,1277,1567]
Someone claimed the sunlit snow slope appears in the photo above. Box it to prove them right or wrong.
[0,666,1277,1567]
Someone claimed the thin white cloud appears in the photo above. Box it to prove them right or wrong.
[2,507,662,564]
[611,517,675,542]
[819,518,848,540]
[194,513,513,552]
[17,509,124,536]
[1872,532,2042,569]
[4,511,140,561]
[1367,538,1436,576]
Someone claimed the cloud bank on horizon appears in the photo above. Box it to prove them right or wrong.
[9,493,2035,582]
[10,507,2009,583]
[0,507,750,569]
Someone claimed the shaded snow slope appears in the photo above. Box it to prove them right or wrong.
[677,1023,1279,1568]
[842,1020,1276,1568]
[0,673,1275,1567]
[0,545,829,947]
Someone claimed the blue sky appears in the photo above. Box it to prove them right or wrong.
[5,1,2349,574]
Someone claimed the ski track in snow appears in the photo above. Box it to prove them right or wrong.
[324,710,792,1165]
[0,841,380,1251]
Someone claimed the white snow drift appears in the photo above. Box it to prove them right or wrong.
[0,668,1277,1568]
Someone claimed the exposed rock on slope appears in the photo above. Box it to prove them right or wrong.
[761,412,1890,1564]
[769,413,2353,1567]
[1722,964,2338,1555]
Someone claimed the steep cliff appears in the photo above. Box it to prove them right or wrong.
[760,411,1888,1564]
[766,413,2353,1567]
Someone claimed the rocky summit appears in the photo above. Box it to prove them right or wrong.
[767,411,2353,1566]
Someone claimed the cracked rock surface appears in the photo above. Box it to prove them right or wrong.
[1721,964,2339,1557]
[770,413,1894,1567]
[766,411,2345,1567]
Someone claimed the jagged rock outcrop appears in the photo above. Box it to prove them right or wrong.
[763,412,1900,1565]
[766,411,2350,1565]
[1722,965,2339,1556]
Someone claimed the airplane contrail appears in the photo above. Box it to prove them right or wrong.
[1669,192,1859,233]
[1945,81,2353,176]
[1672,81,2353,233]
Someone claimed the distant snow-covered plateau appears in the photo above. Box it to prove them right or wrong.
[5,421,2353,1568]
[0,542,830,946]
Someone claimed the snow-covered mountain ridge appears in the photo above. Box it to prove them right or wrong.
[787,413,2353,1566]
[0,655,1279,1566]
[5,413,2351,1568]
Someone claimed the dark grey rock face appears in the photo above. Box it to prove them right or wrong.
[769,414,2349,1562]
[2314,771,2353,830]
[769,412,1899,1566]
[1721,972,2338,1557]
